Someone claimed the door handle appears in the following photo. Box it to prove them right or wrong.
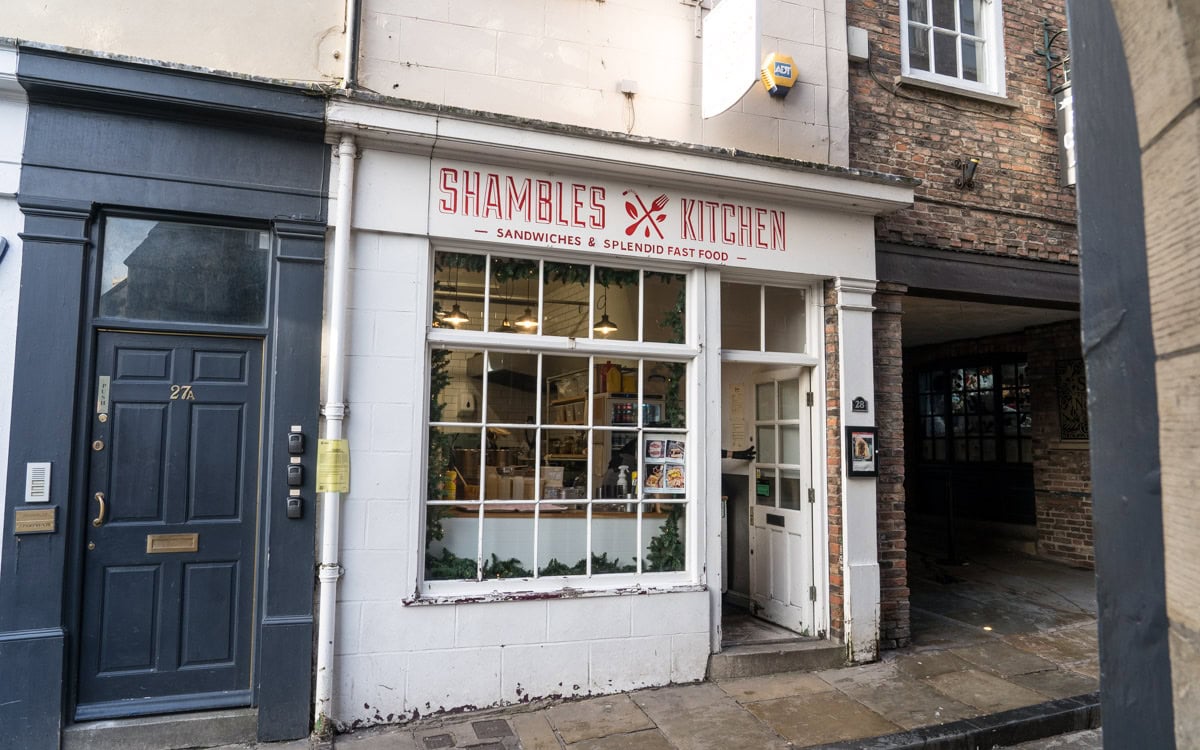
[92,492,107,528]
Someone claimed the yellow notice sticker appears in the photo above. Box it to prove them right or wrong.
[316,439,350,493]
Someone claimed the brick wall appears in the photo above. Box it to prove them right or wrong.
[824,280,844,641]
[874,283,909,648]
[846,0,1077,262]
[1026,321,1094,567]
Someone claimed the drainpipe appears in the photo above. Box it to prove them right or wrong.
[341,0,361,89]
[314,134,357,733]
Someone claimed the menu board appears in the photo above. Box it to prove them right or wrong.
[643,436,686,495]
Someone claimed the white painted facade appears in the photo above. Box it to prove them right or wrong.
[5,1,343,83]
[322,99,910,727]
[359,0,852,165]
[0,44,27,577]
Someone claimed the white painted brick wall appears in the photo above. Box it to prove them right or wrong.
[329,228,713,728]
[358,0,851,165]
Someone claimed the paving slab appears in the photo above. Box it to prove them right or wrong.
[891,649,975,679]
[925,669,1051,713]
[909,607,994,648]
[509,712,563,750]
[334,727,420,749]
[951,641,1060,677]
[828,671,979,730]
[1009,669,1100,700]
[632,683,790,750]
[745,691,901,746]
[566,729,674,750]
[1004,630,1100,666]
[716,671,836,703]
[546,695,653,745]
[815,660,898,691]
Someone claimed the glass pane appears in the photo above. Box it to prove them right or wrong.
[757,426,777,464]
[430,349,475,425]
[756,383,775,421]
[908,25,931,71]
[645,272,687,344]
[764,286,806,353]
[960,0,978,34]
[481,507,533,579]
[779,471,804,510]
[100,217,269,325]
[432,251,484,331]
[490,257,538,334]
[596,358,638,397]
[594,266,638,342]
[780,425,802,465]
[755,471,775,507]
[922,439,933,460]
[982,439,996,461]
[591,506,639,573]
[646,360,686,428]
[968,439,981,462]
[934,440,947,461]
[721,282,760,350]
[962,38,981,82]
[908,0,928,23]
[644,503,686,572]
[543,262,588,337]
[780,378,802,420]
[486,352,537,435]
[934,31,958,76]
[537,503,588,576]
[979,365,993,390]
[435,426,483,497]
[932,0,955,29]
[540,428,589,497]
[426,504,479,580]
[1021,438,1032,462]
[600,430,639,499]
[1005,440,1018,463]
[545,354,592,413]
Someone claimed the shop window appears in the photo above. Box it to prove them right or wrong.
[99,216,270,326]
[901,0,1006,97]
[425,251,693,590]
[918,361,1031,464]
[720,282,806,354]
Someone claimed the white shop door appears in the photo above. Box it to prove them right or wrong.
[749,368,817,636]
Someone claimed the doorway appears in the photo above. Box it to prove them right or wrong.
[75,331,263,720]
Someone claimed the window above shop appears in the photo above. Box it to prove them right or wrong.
[719,282,807,356]
[901,0,1007,97]
[424,251,697,594]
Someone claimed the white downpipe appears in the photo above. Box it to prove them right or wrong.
[314,134,357,731]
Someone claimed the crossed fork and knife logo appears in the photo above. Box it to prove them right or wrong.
[622,190,669,238]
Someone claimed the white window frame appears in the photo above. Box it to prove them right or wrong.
[900,0,1007,98]
[419,247,703,599]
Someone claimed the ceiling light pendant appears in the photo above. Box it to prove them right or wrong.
[515,307,538,330]
[593,312,619,336]
[444,303,470,327]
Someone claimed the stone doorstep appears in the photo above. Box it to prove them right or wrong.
[802,692,1101,750]
[61,708,258,750]
[706,640,846,680]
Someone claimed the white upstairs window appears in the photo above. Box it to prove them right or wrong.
[901,0,1006,97]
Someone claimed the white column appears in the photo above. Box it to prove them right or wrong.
[836,277,880,662]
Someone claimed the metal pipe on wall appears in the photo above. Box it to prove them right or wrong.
[342,0,361,89]
[314,133,357,732]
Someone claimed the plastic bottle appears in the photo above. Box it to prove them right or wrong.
[617,465,630,498]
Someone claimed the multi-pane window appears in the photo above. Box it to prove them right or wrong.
[425,251,694,588]
[917,361,1031,464]
[902,0,1005,96]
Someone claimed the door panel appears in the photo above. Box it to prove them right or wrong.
[77,331,262,720]
[749,368,816,636]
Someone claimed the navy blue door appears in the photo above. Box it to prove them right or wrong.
[77,331,263,720]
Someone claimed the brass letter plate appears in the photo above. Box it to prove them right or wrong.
[146,533,199,554]
[14,508,56,534]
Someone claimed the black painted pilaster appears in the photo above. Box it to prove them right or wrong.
[0,197,93,750]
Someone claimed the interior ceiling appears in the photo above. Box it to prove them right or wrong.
[901,296,1079,347]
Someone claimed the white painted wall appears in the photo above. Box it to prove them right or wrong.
[6,1,344,83]
[359,0,851,166]
[0,45,27,578]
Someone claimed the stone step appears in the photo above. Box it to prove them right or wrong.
[707,639,847,680]
[62,708,257,750]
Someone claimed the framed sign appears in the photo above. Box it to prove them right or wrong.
[846,426,878,477]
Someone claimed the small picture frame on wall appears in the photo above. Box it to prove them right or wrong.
[846,426,878,477]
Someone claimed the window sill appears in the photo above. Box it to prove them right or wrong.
[407,580,704,606]
[895,75,1019,108]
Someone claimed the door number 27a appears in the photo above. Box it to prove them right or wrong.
[170,384,196,400]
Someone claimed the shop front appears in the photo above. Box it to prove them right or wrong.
[324,96,912,728]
